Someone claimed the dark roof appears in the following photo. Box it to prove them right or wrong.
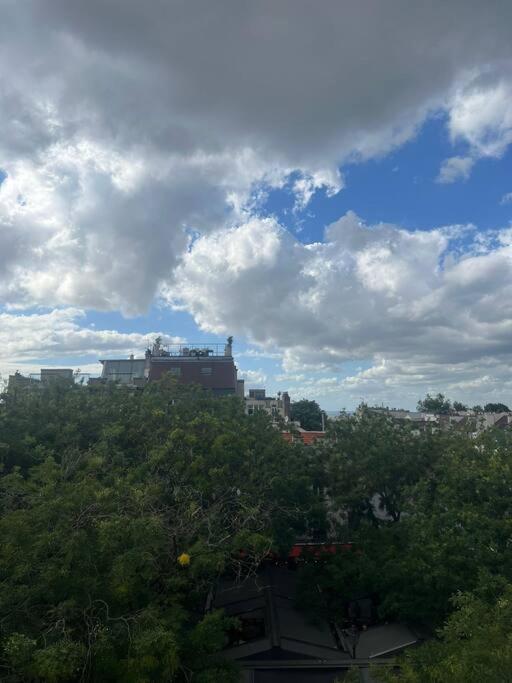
[213,565,420,681]
[251,670,350,682]
[213,565,348,662]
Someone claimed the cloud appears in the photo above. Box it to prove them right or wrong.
[500,192,512,205]
[2,2,512,312]
[170,211,512,405]
[447,76,512,158]
[436,156,475,184]
[438,75,512,181]
[339,356,512,409]
[238,369,267,386]
[0,308,181,378]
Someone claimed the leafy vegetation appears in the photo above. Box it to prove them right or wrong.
[416,392,452,414]
[417,393,510,415]
[290,398,326,430]
[0,380,322,681]
[1,384,512,681]
[484,402,510,413]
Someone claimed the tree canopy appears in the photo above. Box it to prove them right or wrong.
[484,402,510,413]
[0,380,323,681]
[416,392,452,414]
[2,381,512,681]
[290,398,326,430]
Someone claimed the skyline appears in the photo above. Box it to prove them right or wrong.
[2,2,512,410]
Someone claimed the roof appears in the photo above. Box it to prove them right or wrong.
[282,430,326,446]
[355,623,418,658]
[212,565,347,662]
[214,566,420,681]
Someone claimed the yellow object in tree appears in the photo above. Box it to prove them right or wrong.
[178,553,191,566]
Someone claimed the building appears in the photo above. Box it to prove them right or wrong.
[8,368,76,391]
[100,337,242,396]
[8,371,38,391]
[282,428,326,446]
[209,564,420,682]
[364,406,512,436]
[40,368,74,384]
[245,389,291,421]
[99,356,147,386]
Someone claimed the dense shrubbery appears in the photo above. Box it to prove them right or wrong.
[1,386,512,681]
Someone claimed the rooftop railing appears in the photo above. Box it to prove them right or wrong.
[155,343,230,358]
[28,373,97,384]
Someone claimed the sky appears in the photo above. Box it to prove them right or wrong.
[2,1,512,410]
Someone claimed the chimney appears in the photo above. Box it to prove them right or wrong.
[282,391,291,419]
[225,335,233,356]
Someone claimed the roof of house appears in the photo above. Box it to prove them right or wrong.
[213,565,420,681]
[282,430,326,445]
[213,565,347,662]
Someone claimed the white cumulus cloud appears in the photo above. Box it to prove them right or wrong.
[170,211,512,406]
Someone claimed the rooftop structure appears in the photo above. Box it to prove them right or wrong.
[364,406,512,435]
[245,389,291,421]
[282,428,326,446]
[8,369,91,391]
[100,336,242,396]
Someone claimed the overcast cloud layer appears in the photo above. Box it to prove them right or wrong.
[2,1,512,405]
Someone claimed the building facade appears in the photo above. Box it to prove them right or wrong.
[245,389,291,421]
[100,337,242,396]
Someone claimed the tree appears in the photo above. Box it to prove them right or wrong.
[322,410,437,528]
[314,411,512,628]
[416,393,451,414]
[290,399,326,431]
[0,380,323,681]
[484,402,510,413]
[452,401,468,412]
[377,585,512,682]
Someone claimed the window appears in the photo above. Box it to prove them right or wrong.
[169,367,181,376]
[200,367,212,375]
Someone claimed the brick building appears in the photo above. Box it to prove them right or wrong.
[100,337,243,396]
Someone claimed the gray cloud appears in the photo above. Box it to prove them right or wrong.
[2,1,512,313]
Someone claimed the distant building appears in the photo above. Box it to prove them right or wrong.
[282,427,326,445]
[8,371,37,391]
[364,406,512,435]
[8,368,76,391]
[100,337,241,396]
[99,357,147,386]
[40,368,74,384]
[245,388,291,421]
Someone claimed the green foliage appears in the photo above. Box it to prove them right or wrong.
[314,411,512,628]
[416,392,451,414]
[376,586,512,683]
[0,380,321,681]
[32,640,86,682]
[484,402,510,412]
[2,380,512,681]
[452,400,467,411]
[290,398,326,430]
